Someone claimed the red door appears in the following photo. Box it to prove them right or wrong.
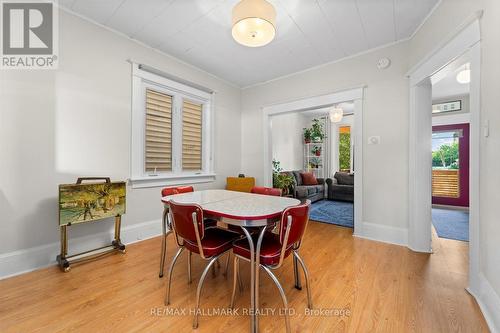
[431,123,469,207]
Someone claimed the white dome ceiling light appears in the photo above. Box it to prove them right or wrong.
[232,0,276,47]
[329,106,344,123]
[456,63,471,84]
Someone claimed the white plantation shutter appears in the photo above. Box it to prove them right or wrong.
[145,89,172,172]
[182,100,202,170]
[131,64,214,186]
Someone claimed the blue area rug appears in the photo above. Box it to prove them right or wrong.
[432,208,469,242]
[309,200,353,228]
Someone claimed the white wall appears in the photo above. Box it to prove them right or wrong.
[241,41,410,236]
[271,112,306,171]
[0,11,241,277]
[410,0,500,329]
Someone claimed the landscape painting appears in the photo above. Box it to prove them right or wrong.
[59,182,126,226]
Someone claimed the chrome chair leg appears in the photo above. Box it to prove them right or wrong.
[230,255,239,309]
[223,252,230,278]
[159,208,170,278]
[164,247,184,305]
[193,254,224,329]
[211,262,217,277]
[262,265,291,333]
[237,256,243,292]
[293,254,302,290]
[188,250,192,284]
[293,251,313,309]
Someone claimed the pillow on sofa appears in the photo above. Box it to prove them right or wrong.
[300,172,318,185]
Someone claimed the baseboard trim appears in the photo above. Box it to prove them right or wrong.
[354,222,408,247]
[468,274,500,333]
[0,219,162,280]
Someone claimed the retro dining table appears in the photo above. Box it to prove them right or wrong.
[161,189,300,333]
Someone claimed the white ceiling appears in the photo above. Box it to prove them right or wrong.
[60,0,439,87]
[432,53,470,101]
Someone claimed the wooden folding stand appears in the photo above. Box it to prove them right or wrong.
[57,177,126,272]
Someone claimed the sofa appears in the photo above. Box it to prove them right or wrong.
[326,172,354,202]
[283,170,327,203]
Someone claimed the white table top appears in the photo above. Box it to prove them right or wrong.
[162,189,300,221]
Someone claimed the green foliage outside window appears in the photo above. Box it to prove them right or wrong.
[339,132,351,171]
[432,142,459,169]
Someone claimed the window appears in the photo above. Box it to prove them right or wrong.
[338,126,351,172]
[432,100,462,114]
[182,100,203,170]
[432,129,461,198]
[131,64,214,188]
[145,89,172,173]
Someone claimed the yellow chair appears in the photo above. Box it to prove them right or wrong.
[226,177,255,193]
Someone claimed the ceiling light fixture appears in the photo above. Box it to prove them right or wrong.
[232,0,276,47]
[329,106,344,123]
[456,63,471,84]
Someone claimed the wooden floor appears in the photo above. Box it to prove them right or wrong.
[0,222,488,333]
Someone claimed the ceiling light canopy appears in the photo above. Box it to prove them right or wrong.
[329,106,344,123]
[232,0,276,47]
[456,63,471,84]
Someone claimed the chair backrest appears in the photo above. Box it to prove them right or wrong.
[168,201,205,246]
[251,186,282,196]
[226,177,255,192]
[161,186,194,197]
[279,200,311,248]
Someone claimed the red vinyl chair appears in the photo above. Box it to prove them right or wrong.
[228,186,283,236]
[251,186,282,196]
[159,186,217,278]
[249,186,283,235]
[165,201,240,328]
[161,185,194,197]
[230,200,313,333]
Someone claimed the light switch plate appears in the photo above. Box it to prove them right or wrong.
[368,136,380,145]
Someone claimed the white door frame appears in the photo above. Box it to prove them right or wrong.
[407,12,482,293]
[262,87,364,235]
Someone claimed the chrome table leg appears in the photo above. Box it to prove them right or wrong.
[254,226,267,331]
[241,227,256,333]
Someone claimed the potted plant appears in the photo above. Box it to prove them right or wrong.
[311,118,325,142]
[310,157,321,169]
[272,159,295,196]
[312,145,322,156]
[303,128,312,143]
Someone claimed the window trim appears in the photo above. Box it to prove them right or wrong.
[130,64,215,188]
